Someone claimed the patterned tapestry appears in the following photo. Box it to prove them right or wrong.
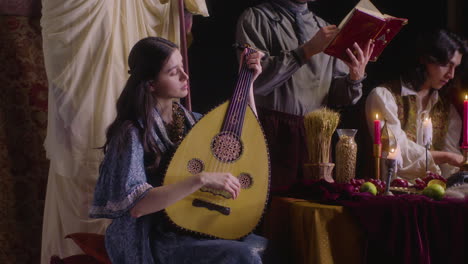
[0,14,49,263]
[0,0,41,16]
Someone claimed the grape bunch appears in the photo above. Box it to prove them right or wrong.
[349,178,386,194]
[368,178,386,194]
[390,178,409,188]
[349,178,365,192]
[413,171,446,190]
[423,171,446,183]
[414,178,426,190]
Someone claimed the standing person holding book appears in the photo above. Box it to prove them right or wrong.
[236,0,375,193]
[365,29,467,180]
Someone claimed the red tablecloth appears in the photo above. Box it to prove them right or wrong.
[285,180,468,264]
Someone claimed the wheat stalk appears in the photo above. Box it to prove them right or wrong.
[304,108,340,163]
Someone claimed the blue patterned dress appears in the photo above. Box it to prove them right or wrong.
[90,103,268,263]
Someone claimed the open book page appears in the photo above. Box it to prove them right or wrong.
[355,0,380,13]
[356,7,385,20]
[339,0,382,28]
[383,14,397,19]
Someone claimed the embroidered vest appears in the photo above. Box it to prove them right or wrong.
[381,81,450,151]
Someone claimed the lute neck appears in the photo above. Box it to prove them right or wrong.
[221,48,255,137]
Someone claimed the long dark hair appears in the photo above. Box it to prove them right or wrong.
[401,29,467,91]
[102,37,178,159]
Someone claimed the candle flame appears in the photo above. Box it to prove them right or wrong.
[465,94,468,100]
[375,113,379,119]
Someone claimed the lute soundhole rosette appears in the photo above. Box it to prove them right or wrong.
[210,132,243,163]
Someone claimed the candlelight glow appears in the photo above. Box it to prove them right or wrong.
[465,94,467,100]
[387,146,398,160]
[375,113,379,119]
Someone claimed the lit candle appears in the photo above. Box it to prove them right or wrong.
[422,117,432,147]
[463,95,468,148]
[374,113,381,144]
[387,147,397,160]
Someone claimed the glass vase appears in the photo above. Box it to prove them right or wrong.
[335,129,358,183]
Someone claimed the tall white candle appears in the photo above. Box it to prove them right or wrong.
[387,146,402,173]
[422,117,433,147]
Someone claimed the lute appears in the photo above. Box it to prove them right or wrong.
[163,47,270,239]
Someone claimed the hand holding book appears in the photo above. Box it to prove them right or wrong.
[302,25,339,58]
[301,25,373,81]
[324,0,408,63]
[345,39,375,81]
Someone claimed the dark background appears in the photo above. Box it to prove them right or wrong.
[188,0,467,114]
[187,0,468,178]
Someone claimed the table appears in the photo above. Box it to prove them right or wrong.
[263,197,364,264]
[263,187,468,264]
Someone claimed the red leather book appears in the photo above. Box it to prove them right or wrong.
[324,0,408,63]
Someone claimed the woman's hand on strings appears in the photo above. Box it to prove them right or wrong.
[198,172,241,199]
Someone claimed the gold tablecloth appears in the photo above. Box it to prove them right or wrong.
[263,197,364,264]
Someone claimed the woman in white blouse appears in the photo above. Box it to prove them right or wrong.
[366,29,467,180]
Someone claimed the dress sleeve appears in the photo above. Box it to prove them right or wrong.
[235,8,303,96]
[365,87,441,180]
[89,127,153,219]
[192,111,203,121]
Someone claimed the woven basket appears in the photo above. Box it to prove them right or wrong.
[303,163,335,182]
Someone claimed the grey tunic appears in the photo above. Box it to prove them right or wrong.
[236,1,363,116]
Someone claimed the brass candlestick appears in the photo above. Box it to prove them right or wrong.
[379,119,397,181]
[461,148,468,171]
[373,144,382,180]
[384,158,396,196]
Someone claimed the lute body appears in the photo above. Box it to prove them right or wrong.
[163,48,270,240]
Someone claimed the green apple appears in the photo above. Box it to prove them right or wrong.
[422,184,445,200]
[360,182,377,195]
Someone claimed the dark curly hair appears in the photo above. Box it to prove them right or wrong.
[402,29,467,92]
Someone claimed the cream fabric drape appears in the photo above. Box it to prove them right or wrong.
[42,1,183,175]
[40,1,208,263]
